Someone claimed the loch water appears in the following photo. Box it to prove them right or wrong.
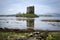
[0,16,60,31]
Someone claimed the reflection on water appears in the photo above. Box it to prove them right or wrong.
[27,19,34,29]
[0,17,60,30]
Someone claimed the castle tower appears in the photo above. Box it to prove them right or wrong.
[27,6,34,14]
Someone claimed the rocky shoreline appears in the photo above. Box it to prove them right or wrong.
[42,20,60,22]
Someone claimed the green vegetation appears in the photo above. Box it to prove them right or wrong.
[0,32,29,40]
[46,32,60,40]
[0,32,60,40]
[0,28,60,40]
[16,13,38,17]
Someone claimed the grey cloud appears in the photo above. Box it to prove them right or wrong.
[0,0,60,15]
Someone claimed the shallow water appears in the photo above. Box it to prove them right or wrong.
[0,17,60,30]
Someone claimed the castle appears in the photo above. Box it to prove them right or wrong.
[27,6,34,14]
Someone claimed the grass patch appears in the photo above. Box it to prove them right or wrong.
[16,13,38,17]
[47,32,60,40]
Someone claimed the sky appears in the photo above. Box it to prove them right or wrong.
[0,0,60,15]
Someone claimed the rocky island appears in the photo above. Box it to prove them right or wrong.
[16,6,38,17]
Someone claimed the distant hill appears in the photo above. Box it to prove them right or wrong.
[0,15,16,17]
[39,13,60,17]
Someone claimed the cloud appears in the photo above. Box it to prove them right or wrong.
[35,5,58,14]
[0,0,60,15]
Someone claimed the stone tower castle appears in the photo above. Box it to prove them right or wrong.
[27,6,34,14]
